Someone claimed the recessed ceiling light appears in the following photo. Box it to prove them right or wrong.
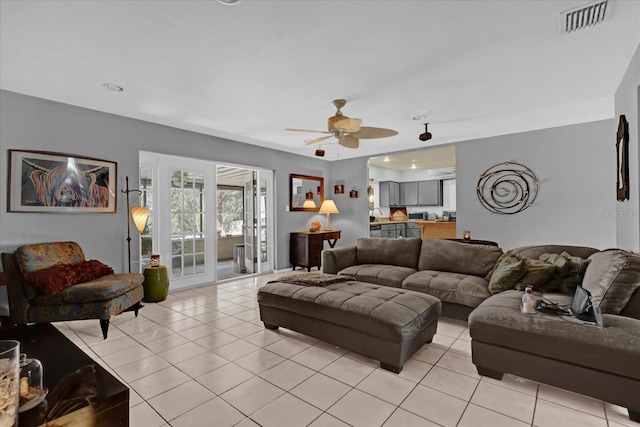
[217,0,240,5]
[103,83,124,92]
[383,157,390,162]
[411,164,417,170]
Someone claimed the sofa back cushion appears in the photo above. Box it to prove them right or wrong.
[581,249,640,314]
[418,239,503,277]
[508,245,598,260]
[356,237,422,269]
[15,241,85,274]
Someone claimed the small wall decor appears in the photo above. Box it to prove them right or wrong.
[476,161,539,215]
[334,184,344,194]
[616,114,629,202]
[349,188,358,198]
[8,150,117,213]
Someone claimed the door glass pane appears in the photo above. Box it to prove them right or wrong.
[138,167,153,269]
[170,169,206,278]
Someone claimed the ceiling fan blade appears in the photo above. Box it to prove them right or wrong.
[306,135,333,145]
[351,126,398,139]
[338,135,359,149]
[285,128,331,134]
[331,117,362,133]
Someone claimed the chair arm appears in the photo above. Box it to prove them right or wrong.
[322,245,358,274]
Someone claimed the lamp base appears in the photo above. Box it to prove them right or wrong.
[324,228,333,231]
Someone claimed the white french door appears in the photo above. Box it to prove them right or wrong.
[139,152,274,290]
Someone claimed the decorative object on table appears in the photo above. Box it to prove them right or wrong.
[617,114,629,202]
[0,340,19,426]
[476,161,539,215]
[121,176,150,273]
[285,99,398,150]
[349,188,358,198]
[319,200,339,230]
[19,353,47,413]
[150,254,160,267]
[8,150,117,213]
[463,230,471,241]
[310,220,322,232]
[334,184,344,194]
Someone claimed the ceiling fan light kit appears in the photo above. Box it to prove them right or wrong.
[286,99,398,153]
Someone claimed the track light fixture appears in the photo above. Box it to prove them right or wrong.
[419,123,432,142]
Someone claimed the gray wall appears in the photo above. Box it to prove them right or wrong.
[0,90,332,272]
[615,44,640,253]
[456,120,616,251]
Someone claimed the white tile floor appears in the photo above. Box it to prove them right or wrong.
[54,273,639,427]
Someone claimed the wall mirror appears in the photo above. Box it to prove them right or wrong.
[616,114,629,202]
[290,174,324,211]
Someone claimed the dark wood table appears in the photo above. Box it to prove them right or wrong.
[0,323,129,426]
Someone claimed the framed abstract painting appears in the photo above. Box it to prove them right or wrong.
[8,150,117,213]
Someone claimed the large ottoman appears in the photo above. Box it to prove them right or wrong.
[257,279,441,373]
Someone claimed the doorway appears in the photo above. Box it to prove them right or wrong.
[138,152,274,290]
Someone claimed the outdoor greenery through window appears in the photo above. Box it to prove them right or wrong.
[217,186,243,236]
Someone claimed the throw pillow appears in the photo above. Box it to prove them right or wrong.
[513,259,557,291]
[24,260,114,296]
[561,251,590,275]
[539,253,569,277]
[488,254,527,294]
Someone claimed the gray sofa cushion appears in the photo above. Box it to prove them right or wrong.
[418,239,503,277]
[356,237,422,269]
[402,270,491,308]
[508,245,598,260]
[582,250,640,314]
[469,290,640,381]
[339,264,416,288]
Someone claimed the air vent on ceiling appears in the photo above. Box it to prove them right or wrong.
[561,0,609,34]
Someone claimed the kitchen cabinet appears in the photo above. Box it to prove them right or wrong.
[370,222,406,238]
[400,181,418,206]
[379,181,400,206]
[418,180,443,206]
[405,222,421,238]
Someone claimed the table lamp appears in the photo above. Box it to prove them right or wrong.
[319,200,339,230]
[302,199,316,209]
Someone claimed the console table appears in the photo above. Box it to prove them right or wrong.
[290,230,341,271]
[0,323,129,426]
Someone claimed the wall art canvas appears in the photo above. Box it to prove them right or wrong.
[8,150,117,213]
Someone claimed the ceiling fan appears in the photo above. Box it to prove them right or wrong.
[285,99,398,149]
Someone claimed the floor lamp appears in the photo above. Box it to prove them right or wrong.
[122,176,149,273]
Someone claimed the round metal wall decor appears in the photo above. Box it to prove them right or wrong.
[476,162,539,215]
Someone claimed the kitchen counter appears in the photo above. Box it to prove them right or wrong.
[413,221,456,239]
[369,220,456,239]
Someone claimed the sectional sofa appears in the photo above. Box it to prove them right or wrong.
[322,237,640,421]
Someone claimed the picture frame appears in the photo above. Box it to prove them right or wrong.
[349,189,358,198]
[8,150,117,213]
[334,184,344,194]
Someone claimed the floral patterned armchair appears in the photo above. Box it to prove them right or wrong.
[1,241,144,339]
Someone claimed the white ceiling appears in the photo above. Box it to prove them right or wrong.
[1,1,638,162]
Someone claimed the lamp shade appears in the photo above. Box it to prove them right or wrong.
[302,199,316,208]
[319,200,339,214]
[131,206,149,235]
